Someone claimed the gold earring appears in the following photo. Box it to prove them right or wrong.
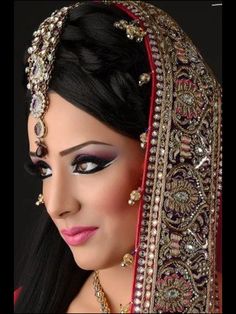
[36,193,44,206]
[128,187,142,206]
[138,72,151,86]
[121,253,134,267]
[140,130,148,149]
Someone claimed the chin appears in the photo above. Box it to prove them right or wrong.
[72,252,119,271]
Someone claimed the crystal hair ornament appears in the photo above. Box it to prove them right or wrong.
[26,3,80,157]
[114,19,147,42]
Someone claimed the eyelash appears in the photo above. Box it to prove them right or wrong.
[24,155,115,180]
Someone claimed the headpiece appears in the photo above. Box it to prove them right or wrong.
[26,3,80,157]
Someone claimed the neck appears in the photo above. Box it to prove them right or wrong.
[96,263,135,313]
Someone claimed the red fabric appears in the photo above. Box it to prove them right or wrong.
[14,287,22,304]
[216,195,222,273]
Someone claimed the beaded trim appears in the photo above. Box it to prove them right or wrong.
[106,1,222,313]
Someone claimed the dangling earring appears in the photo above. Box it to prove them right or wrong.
[121,248,137,267]
[138,72,151,86]
[35,193,44,206]
[128,187,142,206]
[140,129,148,149]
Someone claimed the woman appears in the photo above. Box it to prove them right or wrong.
[14,1,222,313]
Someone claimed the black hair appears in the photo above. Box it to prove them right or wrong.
[15,1,150,313]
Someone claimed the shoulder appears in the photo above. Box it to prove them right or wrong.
[14,287,22,304]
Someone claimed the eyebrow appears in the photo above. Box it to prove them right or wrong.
[29,141,113,157]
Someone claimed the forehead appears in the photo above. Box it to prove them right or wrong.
[28,92,128,153]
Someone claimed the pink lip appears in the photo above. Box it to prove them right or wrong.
[61,226,98,246]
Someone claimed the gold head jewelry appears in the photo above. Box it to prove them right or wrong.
[35,193,44,206]
[26,3,80,158]
[128,187,142,206]
[114,19,147,42]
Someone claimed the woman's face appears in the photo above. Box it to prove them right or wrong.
[28,92,145,270]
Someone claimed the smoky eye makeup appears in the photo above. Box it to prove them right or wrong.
[24,159,52,179]
[71,151,119,175]
[24,146,119,179]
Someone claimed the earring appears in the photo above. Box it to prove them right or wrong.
[140,130,148,149]
[121,253,134,267]
[36,193,44,206]
[121,248,137,267]
[138,72,151,86]
[128,187,142,206]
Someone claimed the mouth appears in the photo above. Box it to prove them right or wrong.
[61,226,99,246]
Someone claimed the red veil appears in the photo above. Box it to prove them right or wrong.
[107,1,222,313]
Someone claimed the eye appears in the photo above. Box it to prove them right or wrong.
[24,160,52,179]
[38,164,52,178]
[71,155,116,175]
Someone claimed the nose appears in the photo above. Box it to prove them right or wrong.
[44,171,81,219]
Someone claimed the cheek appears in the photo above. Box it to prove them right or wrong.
[81,160,141,218]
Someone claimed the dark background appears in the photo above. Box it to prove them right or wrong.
[14,0,222,287]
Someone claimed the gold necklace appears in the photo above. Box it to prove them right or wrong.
[92,271,132,313]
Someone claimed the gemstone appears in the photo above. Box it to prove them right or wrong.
[27,47,33,54]
[185,243,195,252]
[160,148,165,156]
[139,250,146,257]
[30,92,45,118]
[144,301,150,308]
[31,55,45,82]
[136,282,143,289]
[174,191,189,203]
[145,291,151,299]
[137,266,144,273]
[136,274,144,281]
[152,220,158,226]
[155,106,161,112]
[146,277,153,284]
[34,119,46,138]
[164,288,180,299]
[36,143,48,158]
[147,260,153,266]
[179,93,194,105]
[154,114,160,120]
[155,196,160,204]
[138,258,145,265]
[151,228,157,236]
[195,146,204,156]
[134,306,141,313]
[153,205,159,211]
[134,298,141,305]
[149,253,154,259]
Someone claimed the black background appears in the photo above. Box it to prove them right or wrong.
[14,0,222,287]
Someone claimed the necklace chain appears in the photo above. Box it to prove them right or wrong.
[92,271,131,313]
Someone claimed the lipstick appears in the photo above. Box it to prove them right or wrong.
[61,226,98,246]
